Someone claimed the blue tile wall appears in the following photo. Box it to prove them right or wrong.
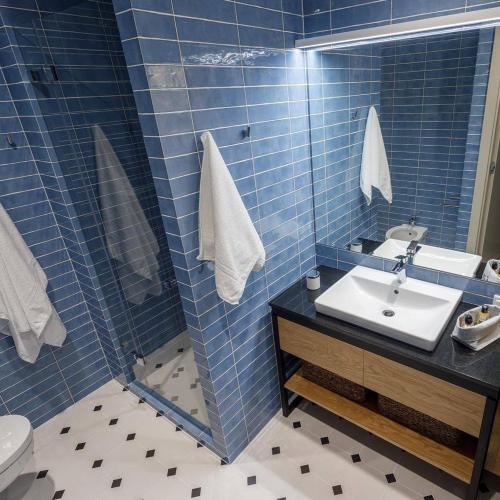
[113,0,314,461]
[309,28,494,254]
[0,20,112,426]
[0,0,187,427]
[376,31,480,249]
[307,45,381,248]
[303,0,500,38]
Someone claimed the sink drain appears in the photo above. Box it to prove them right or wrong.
[382,309,395,317]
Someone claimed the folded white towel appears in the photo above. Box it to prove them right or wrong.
[95,125,162,305]
[0,202,66,363]
[482,259,500,283]
[198,131,265,305]
[452,305,500,351]
[360,106,392,205]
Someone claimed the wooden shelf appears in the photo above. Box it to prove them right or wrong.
[285,371,475,483]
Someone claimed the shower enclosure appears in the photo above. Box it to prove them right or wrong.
[6,0,209,433]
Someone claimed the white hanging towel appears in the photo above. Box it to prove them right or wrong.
[198,131,265,305]
[0,203,66,363]
[360,106,392,205]
[94,125,162,305]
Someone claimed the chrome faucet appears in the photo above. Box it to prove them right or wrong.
[406,240,419,265]
[391,255,407,284]
[409,216,416,226]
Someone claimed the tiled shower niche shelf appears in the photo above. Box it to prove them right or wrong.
[285,369,477,483]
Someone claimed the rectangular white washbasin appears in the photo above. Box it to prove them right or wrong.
[314,266,463,351]
[373,238,482,278]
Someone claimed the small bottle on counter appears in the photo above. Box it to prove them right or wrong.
[478,305,490,323]
[464,314,474,327]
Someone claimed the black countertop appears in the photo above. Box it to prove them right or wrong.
[270,266,500,399]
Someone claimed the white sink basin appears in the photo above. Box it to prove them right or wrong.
[314,266,463,351]
[386,224,427,242]
[373,238,482,278]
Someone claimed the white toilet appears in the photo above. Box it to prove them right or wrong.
[0,416,33,492]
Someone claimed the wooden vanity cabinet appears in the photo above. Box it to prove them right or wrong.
[273,316,499,500]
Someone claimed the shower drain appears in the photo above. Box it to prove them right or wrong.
[382,309,395,317]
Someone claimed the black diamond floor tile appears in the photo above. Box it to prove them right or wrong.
[424,496,434,500]
[385,473,396,484]
[75,442,86,451]
[60,427,70,435]
[36,470,48,479]
[126,433,136,441]
[292,421,301,429]
[93,405,102,412]
[109,418,118,426]
[332,485,343,495]
[272,446,280,455]
[155,363,163,369]
[146,449,155,458]
[138,398,145,404]
[320,436,329,445]
[111,478,122,488]
[52,490,65,499]
[167,467,177,477]
[351,454,361,463]
[300,465,310,474]
[177,348,184,353]
[191,487,201,498]
[247,476,257,486]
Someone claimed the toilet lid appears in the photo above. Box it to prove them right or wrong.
[0,416,32,474]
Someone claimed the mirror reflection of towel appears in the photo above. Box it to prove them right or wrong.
[360,106,392,205]
[94,125,162,305]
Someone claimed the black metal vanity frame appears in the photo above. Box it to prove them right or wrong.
[270,266,500,500]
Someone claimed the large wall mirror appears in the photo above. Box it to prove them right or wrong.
[307,27,500,287]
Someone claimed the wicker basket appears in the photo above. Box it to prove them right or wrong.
[302,361,366,402]
[377,395,464,447]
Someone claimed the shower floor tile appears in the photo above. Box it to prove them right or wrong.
[2,379,498,500]
[133,330,209,427]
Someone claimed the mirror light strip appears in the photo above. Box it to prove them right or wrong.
[296,7,500,50]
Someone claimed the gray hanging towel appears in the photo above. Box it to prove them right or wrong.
[94,124,162,305]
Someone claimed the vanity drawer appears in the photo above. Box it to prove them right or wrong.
[277,318,364,385]
[363,352,485,437]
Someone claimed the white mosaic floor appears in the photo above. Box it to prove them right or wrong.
[1,380,498,500]
[133,331,209,427]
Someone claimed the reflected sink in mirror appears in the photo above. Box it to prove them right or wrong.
[314,266,463,351]
[385,224,428,242]
[373,239,482,278]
